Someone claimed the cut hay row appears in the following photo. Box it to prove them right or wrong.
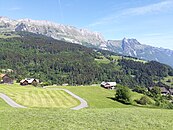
[0,84,79,108]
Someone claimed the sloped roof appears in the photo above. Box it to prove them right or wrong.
[20,79,28,83]
[169,88,173,93]
[20,78,39,83]
[0,74,6,78]
[101,82,116,86]
[160,87,169,93]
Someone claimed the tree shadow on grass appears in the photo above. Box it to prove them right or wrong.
[107,97,116,101]
[107,97,131,105]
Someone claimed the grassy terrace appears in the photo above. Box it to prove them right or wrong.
[0,84,79,108]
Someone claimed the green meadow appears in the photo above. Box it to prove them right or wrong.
[0,84,79,108]
[0,84,173,130]
[48,86,155,108]
[0,107,173,130]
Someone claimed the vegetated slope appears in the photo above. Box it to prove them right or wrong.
[0,31,173,88]
[0,107,173,130]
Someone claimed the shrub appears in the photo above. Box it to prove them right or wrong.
[136,96,151,105]
[150,86,161,98]
[133,86,147,94]
[156,100,173,109]
[115,85,131,104]
[40,82,50,87]
[32,82,38,87]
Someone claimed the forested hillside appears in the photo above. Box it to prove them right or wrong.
[0,32,173,88]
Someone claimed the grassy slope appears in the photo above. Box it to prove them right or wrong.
[48,86,155,108]
[95,55,146,64]
[162,76,173,87]
[95,56,110,64]
[0,108,173,130]
[53,86,128,108]
[0,33,20,39]
[130,91,155,105]
[0,84,79,108]
[0,85,173,129]
[0,98,11,110]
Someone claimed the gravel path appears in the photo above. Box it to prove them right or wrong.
[44,87,88,110]
[0,93,26,108]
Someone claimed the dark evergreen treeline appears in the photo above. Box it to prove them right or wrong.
[118,59,173,87]
[0,32,172,87]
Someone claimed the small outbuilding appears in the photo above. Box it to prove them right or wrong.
[101,81,116,89]
[0,74,13,84]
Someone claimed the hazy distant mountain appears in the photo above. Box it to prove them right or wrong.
[104,38,173,67]
[0,16,173,67]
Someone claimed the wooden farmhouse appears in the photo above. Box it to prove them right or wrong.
[101,82,117,89]
[0,74,13,84]
[20,78,39,86]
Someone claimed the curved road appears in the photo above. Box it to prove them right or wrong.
[44,87,88,110]
[61,89,88,110]
[0,93,26,108]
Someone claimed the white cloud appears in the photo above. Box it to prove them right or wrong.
[122,0,173,16]
[88,0,173,27]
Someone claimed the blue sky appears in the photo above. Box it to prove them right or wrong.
[0,0,173,49]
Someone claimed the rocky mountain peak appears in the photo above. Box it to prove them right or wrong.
[0,17,105,45]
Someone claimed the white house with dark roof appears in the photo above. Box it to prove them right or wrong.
[101,81,116,89]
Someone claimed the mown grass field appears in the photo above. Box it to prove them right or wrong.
[0,84,79,108]
[0,98,11,110]
[0,107,173,130]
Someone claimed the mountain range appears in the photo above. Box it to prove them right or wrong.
[0,31,172,87]
[0,16,173,67]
